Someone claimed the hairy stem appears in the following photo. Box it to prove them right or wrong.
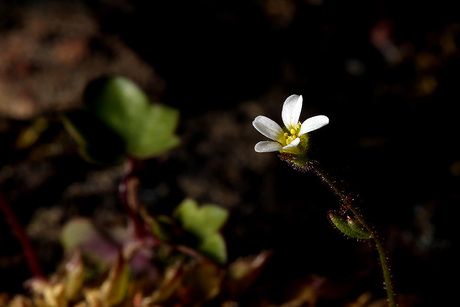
[374,235,396,306]
[308,161,396,307]
[0,192,44,278]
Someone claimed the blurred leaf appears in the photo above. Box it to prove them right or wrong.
[279,281,318,307]
[174,199,228,237]
[63,252,85,301]
[180,261,223,304]
[63,76,180,164]
[129,104,180,158]
[173,199,229,264]
[100,254,130,306]
[197,233,227,266]
[5,295,33,307]
[43,283,66,307]
[60,218,119,265]
[143,264,185,305]
[143,261,223,306]
[225,250,273,298]
[84,76,180,158]
[15,117,49,149]
[29,279,67,307]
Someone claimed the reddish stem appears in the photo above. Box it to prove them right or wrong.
[0,192,44,278]
[119,158,144,238]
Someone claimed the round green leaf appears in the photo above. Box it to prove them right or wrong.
[173,199,229,264]
[84,76,180,158]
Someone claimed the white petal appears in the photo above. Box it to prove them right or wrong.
[299,115,329,135]
[252,116,284,141]
[282,95,303,130]
[282,137,300,149]
[254,141,283,152]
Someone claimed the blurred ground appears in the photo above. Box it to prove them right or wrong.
[1,0,460,305]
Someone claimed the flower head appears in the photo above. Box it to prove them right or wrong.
[252,94,329,155]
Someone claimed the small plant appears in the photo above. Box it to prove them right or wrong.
[252,94,397,307]
[1,79,399,306]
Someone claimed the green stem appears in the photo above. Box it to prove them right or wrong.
[374,235,396,307]
[308,162,396,307]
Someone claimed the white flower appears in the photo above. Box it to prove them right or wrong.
[252,94,329,153]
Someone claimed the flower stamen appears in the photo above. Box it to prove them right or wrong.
[284,123,302,145]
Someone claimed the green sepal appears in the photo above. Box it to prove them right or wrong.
[328,211,372,240]
[279,134,310,165]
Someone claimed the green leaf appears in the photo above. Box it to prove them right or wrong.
[346,217,372,239]
[173,199,229,264]
[174,199,228,236]
[129,104,180,158]
[197,233,227,265]
[328,212,372,240]
[63,76,180,164]
[84,76,180,158]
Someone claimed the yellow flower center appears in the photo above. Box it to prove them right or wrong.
[284,124,301,145]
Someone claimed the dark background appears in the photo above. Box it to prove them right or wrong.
[1,0,459,305]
